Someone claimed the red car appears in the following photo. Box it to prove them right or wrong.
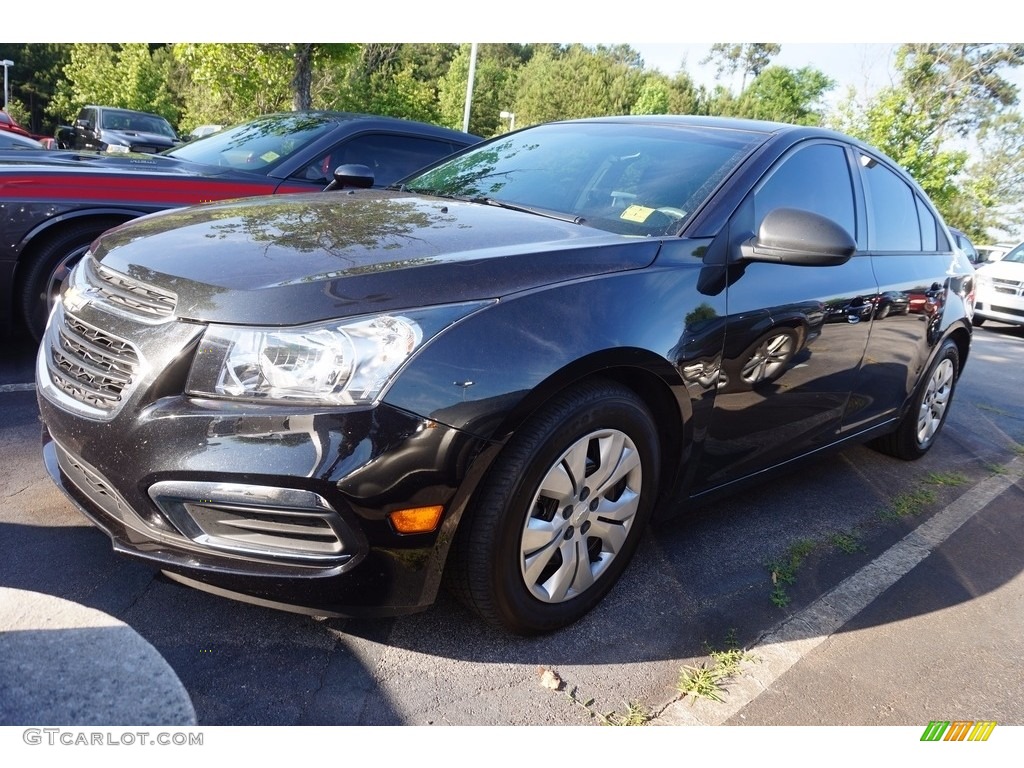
[0,111,479,339]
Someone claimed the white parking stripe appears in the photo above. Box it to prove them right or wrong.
[0,383,36,393]
[653,457,1024,726]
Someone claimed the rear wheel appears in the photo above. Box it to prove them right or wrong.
[870,338,959,460]
[449,380,660,634]
[19,221,119,341]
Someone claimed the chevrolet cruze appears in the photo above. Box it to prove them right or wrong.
[37,116,974,634]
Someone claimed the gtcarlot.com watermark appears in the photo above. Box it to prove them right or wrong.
[23,729,203,747]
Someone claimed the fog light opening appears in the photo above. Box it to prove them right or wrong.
[389,505,444,534]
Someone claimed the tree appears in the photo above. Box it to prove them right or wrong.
[437,44,527,135]
[5,44,71,133]
[50,44,178,126]
[171,44,293,130]
[733,66,834,125]
[831,43,1024,237]
[702,43,781,91]
[513,45,645,127]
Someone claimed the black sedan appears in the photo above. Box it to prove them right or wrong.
[36,116,974,634]
[0,111,479,339]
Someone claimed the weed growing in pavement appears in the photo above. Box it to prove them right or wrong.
[877,487,936,521]
[766,538,816,607]
[925,471,969,487]
[985,462,1008,475]
[828,530,865,554]
[563,686,652,725]
[677,630,757,703]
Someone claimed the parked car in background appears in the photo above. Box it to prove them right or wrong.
[0,131,46,150]
[949,227,979,264]
[186,124,223,142]
[972,241,1024,328]
[975,242,1014,264]
[1,110,56,147]
[36,115,975,634]
[55,105,182,154]
[0,111,480,339]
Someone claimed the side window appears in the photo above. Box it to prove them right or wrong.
[915,197,938,251]
[753,143,856,240]
[292,134,463,187]
[861,157,920,251]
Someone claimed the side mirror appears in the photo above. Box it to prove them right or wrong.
[741,207,855,266]
[75,118,92,131]
[325,164,374,191]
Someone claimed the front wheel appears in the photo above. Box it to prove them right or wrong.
[870,338,960,460]
[449,380,660,634]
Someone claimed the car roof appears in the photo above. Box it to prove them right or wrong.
[225,110,481,142]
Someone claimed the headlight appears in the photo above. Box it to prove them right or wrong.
[186,303,491,406]
[104,143,131,154]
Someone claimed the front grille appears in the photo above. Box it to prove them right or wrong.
[48,311,140,412]
[86,257,177,319]
[991,304,1024,318]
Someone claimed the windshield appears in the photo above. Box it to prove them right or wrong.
[165,114,336,173]
[402,121,764,236]
[101,110,176,138]
[1001,243,1024,264]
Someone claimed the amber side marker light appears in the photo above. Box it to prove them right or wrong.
[389,505,444,534]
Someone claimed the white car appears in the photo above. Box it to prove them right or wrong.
[973,241,1024,327]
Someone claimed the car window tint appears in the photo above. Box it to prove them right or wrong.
[753,143,856,239]
[294,134,464,187]
[916,197,938,251]
[404,122,763,236]
[862,157,921,251]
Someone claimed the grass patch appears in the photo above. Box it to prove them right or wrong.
[925,471,969,487]
[827,530,865,554]
[985,463,1008,475]
[878,487,936,521]
[677,630,757,703]
[564,687,652,726]
[598,701,652,726]
[1011,442,1024,457]
[766,538,816,607]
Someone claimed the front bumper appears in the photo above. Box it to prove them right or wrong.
[36,283,492,617]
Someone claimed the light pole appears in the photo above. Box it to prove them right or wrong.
[500,110,515,131]
[1,60,13,112]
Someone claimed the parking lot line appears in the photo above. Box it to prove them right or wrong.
[653,456,1024,726]
[0,383,35,393]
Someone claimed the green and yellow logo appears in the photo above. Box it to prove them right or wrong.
[921,721,997,741]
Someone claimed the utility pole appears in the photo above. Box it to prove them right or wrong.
[462,43,478,134]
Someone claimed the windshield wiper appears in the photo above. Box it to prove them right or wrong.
[475,197,585,225]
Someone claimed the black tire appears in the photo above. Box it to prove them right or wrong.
[870,338,959,460]
[19,221,118,341]
[971,314,986,327]
[449,379,660,634]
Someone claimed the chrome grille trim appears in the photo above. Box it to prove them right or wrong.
[85,257,177,319]
[43,306,141,416]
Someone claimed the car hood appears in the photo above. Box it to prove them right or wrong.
[0,149,240,178]
[90,191,662,325]
[977,259,1023,280]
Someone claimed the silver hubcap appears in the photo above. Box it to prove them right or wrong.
[519,429,643,603]
[917,358,954,445]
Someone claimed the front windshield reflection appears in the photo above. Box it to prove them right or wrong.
[404,122,763,237]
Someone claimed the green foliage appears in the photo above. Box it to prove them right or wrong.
[733,66,835,125]
[702,43,781,91]
[512,45,645,127]
[6,43,72,133]
[171,44,292,130]
[51,44,178,126]
[438,44,524,136]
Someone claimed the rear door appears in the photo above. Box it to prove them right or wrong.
[841,150,958,432]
